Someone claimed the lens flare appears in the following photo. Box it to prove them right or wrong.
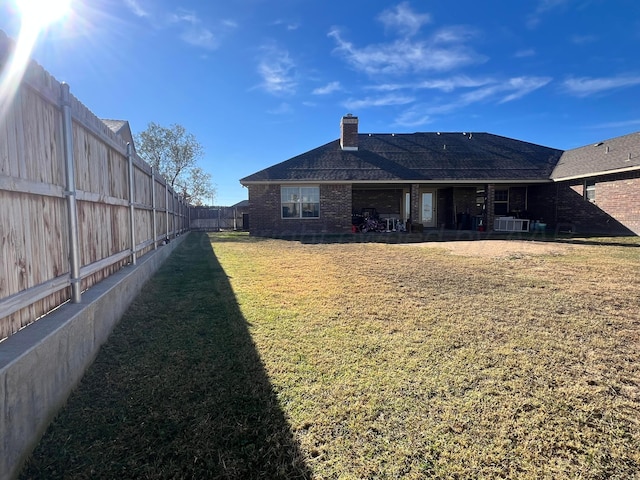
[18,0,72,29]
[0,0,72,120]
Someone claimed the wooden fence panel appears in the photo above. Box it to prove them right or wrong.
[0,37,190,341]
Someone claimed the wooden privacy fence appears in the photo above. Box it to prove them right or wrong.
[190,206,248,231]
[0,32,190,341]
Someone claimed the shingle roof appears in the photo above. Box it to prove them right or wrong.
[101,119,128,135]
[101,119,136,153]
[241,132,563,184]
[551,131,640,180]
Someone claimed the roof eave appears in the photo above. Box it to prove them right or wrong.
[240,178,554,186]
[551,164,640,182]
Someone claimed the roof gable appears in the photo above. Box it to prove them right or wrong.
[101,119,136,153]
[241,132,563,184]
[551,131,640,180]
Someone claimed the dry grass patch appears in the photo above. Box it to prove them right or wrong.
[19,233,639,479]
[214,233,640,479]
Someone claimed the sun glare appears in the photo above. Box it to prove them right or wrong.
[16,0,72,29]
[0,0,72,120]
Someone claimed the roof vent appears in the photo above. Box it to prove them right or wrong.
[594,142,603,147]
[606,145,610,153]
[627,153,632,161]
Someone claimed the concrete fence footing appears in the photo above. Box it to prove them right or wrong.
[0,233,188,480]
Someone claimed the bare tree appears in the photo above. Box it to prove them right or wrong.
[135,122,216,204]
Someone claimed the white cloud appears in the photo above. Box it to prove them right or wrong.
[394,108,432,127]
[272,19,300,31]
[562,75,640,97]
[168,11,224,50]
[170,10,199,25]
[514,48,536,58]
[588,118,640,129]
[126,5,236,50]
[416,76,551,116]
[328,27,485,76]
[527,0,571,29]
[123,0,149,18]
[457,76,551,105]
[312,81,341,95]
[570,34,597,45]
[342,94,415,110]
[267,102,293,115]
[430,26,478,44]
[378,2,431,37]
[367,76,493,93]
[417,76,493,92]
[256,45,297,95]
[180,28,218,49]
[499,76,552,102]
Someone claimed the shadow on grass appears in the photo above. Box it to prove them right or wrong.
[20,233,311,480]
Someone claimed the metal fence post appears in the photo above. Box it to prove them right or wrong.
[165,183,169,241]
[172,191,176,237]
[60,83,81,303]
[127,143,137,265]
[151,167,157,249]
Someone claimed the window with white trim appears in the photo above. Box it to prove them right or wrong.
[585,180,596,202]
[281,186,320,218]
[494,188,509,215]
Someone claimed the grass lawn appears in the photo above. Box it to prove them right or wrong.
[20,232,640,479]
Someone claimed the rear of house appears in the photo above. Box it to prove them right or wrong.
[241,115,640,237]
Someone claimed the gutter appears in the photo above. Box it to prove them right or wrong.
[240,179,555,186]
[551,164,640,182]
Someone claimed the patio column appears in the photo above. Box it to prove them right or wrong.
[410,184,420,228]
[486,184,496,231]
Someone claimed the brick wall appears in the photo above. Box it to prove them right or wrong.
[247,184,352,236]
[554,172,639,235]
[528,172,639,235]
[595,172,640,234]
[247,171,639,236]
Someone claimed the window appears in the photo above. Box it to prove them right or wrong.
[494,188,509,215]
[281,186,320,218]
[585,180,596,202]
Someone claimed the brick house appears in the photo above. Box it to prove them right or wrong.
[240,115,640,237]
[550,132,640,235]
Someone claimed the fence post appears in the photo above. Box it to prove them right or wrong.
[60,83,81,303]
[172,191,176,237]
[127,143,137,265]
[151,167,157,249]
[165,182,169,241]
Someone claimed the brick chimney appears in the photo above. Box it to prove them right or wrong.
[340,114,358,151]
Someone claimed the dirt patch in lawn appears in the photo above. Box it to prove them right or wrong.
[408,239,582,258]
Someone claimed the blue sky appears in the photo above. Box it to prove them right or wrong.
[1,0,639,206]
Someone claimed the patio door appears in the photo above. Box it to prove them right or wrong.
[421,191,436,227]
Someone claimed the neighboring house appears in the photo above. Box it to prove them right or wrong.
[102,119,137,154]
[240,115,640,237]
[232,200,250,230]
